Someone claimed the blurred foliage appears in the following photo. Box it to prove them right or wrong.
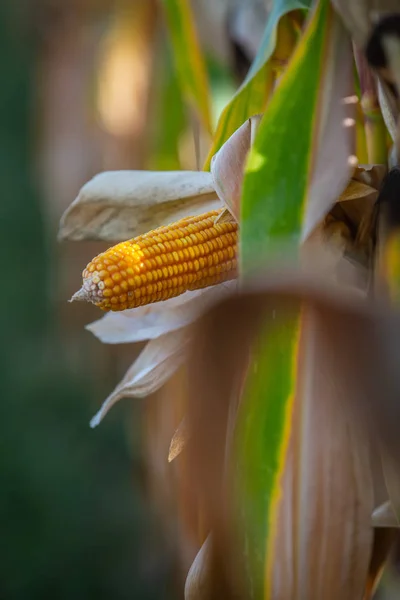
[0,2,175,598]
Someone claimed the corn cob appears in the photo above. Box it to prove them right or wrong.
[73,210,238,311]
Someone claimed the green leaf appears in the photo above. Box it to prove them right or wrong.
[203,0,312,168]
[240,1,332,269]
[235,314,300,599]
[234,1,343,596]
[147,42,185,171]
[161,0,212,134]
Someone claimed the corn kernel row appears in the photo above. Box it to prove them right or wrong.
[79,210,238,311]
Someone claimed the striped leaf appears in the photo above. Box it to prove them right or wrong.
[235,0,358,596]
[161,0,212,134]
[203,0,312,168]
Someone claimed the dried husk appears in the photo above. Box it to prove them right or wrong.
[59,170,221,242]
[210,114,262,221]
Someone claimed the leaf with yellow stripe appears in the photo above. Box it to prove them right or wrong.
[203,0,312,169]
[235,0,357,596]
[161,0,212,134]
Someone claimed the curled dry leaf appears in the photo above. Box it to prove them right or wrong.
[59,170,222,242]
[90,328,190,427]
[211,114,262,221]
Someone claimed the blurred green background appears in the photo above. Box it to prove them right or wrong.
[0,1,183,598]
[0,0,241,597]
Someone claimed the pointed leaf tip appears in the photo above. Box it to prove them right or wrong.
[168,418,188,462]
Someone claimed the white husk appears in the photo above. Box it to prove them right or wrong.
[90,329,190,427]
[59,170,222,242]
[87,281,237,344]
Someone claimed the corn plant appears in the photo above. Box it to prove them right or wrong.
[60,0,400,598]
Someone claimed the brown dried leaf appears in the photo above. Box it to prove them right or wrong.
[59,170,222,242]
[177,266,400,596]
[352,164,387,190]
[338,179,379,202]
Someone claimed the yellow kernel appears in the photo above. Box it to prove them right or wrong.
[81,209,238,311]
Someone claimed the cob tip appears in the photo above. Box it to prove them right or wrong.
[70,287,90,303]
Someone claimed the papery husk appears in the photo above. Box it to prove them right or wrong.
[59,170,221,242]
[90,328,190,427]
[211,114,262,222]
[87,281,237,345]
